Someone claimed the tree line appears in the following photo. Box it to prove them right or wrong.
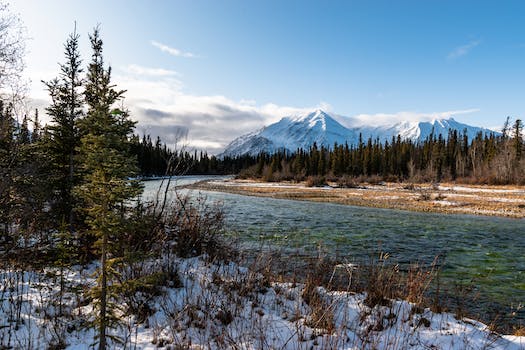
[115,116,525,185]
[238,121,524,185]
[130,134,255,176]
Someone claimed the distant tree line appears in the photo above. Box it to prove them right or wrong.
[131,116,524,186]
[130,134,257,176]
[238,122,525,185]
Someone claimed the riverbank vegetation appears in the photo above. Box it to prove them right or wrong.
[131,113,525,188]
[130,117,525,186]
[1,3,524,348]
[236,122,524,185]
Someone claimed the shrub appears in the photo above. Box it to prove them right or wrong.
[236,165,259,179]
[166,194,226,259]
[336,175,359,188]
[301,257,336,333]
[362,252,402,307]
[306,175,327,187]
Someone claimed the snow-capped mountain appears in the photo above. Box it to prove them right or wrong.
[354,117,494,144]
[221,110,358,157]
[221,109,496,157]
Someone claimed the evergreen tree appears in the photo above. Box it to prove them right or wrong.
[75,28,142,350]
[0,101,16,239]
[0,104,48,246]
[18,114,30,144]
[43,27,84,232]
[513,119,523,161]
[31,108,41,143]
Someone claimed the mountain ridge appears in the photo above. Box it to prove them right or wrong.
[221,109,496,157]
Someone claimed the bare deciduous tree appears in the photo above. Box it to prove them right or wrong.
[0,1,26,101]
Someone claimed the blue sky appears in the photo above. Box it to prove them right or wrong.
[11,0,525,153]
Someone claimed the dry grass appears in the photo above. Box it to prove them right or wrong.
[190,179,525,218]
[514,326,525,336]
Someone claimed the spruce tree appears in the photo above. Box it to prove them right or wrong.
[43,27,84,233]
[0,101,15,239]
[75,27,142,350]
[31,108,41,143]
[18,114,30,144]
[513,119,523,161]
[0,104,48,247]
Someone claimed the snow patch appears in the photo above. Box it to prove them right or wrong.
[1,256,523,349]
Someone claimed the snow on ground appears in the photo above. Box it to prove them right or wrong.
[432,200,458,206]
[374,196,401,200]
[209,180,306,189]
[439,186,525,194]
[1,256,523,349]
[436,192,525,203]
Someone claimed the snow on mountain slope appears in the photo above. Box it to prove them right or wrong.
[259,109,358,150]
[221,109,358,157]
[221,110,496,157]
[355,117,495,144]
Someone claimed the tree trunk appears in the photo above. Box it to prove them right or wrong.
[69,149,74,234]
[99,230,107,350]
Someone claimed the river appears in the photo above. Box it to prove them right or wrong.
[143,175,525,328]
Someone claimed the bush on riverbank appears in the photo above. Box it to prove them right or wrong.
[1,183,523,347]
[2,247,523,349]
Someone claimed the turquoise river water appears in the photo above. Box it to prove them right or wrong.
[143,176,525,328]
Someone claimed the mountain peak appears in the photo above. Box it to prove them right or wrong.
[220,111,496,157]
[289,108,328,121]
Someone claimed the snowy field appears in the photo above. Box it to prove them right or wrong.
[1,256,523,349]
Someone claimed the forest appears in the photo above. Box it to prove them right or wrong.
[132,118,525,186]
[1,2,525,348]
[235,123,525,185]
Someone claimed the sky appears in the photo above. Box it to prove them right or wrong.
[9,0,525,154]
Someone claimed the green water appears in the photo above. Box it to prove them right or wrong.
[144,177,525,327]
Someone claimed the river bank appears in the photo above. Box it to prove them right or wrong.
[188,178,525,218]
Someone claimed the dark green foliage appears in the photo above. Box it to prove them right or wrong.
[236,125,525,185]
[75,27,142,350]
[43,27,84,232]
[130,134,257,177]
[0,101,16,240]
[513,119,523,161]
[0,104,49,248]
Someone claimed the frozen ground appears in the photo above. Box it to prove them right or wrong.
[1,256,523,349]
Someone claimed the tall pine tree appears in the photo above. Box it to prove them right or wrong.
[75,27,142,350]
[43,27,84,232]
[0,101,16,239]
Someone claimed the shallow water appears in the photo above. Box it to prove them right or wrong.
[143,176,525,326]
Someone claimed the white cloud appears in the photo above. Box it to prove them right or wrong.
[447,39,481,60]
[151,40,198,58]
[114,67,484,154]
[189,140,225,149]
[114,71,323,154]
[122,64,180,77]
